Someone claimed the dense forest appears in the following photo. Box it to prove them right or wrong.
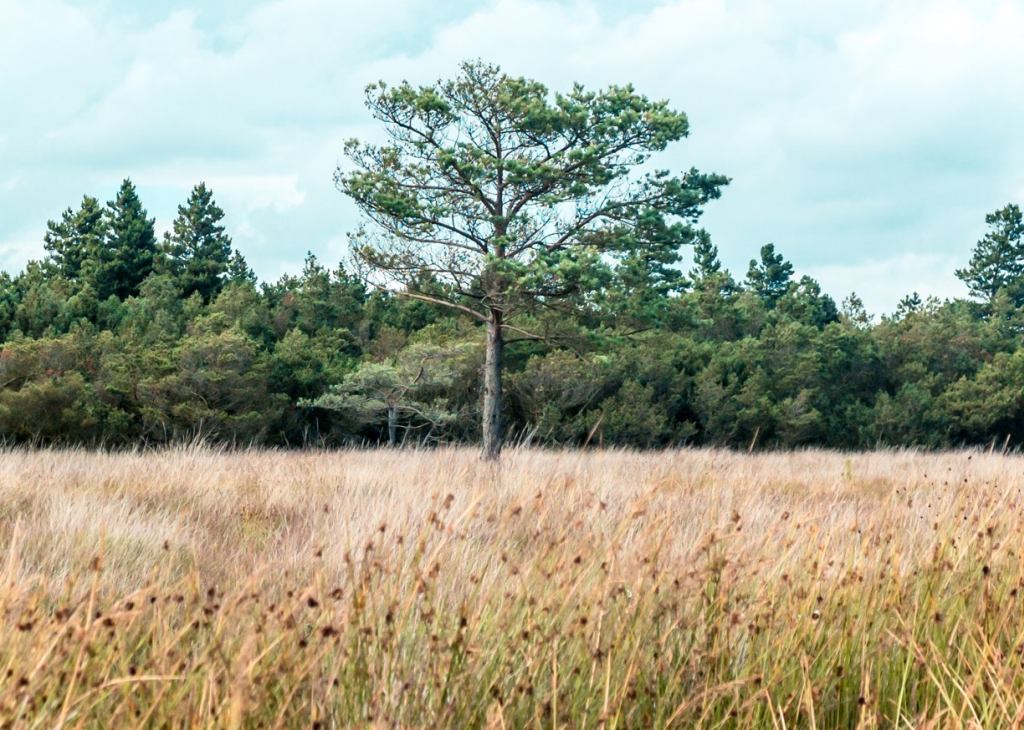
[2,174,1023,450]
[6,60,1024,453]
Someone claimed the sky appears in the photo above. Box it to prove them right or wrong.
[2,0,1023,313]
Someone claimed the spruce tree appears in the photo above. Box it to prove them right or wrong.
[98,179,157,300]
[43,195,106,281]
[163,183,233,301]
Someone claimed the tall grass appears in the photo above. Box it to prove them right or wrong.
[0,446,1023,726]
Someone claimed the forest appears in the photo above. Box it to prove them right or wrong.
[1,177,1021,450]
[3,62,1024,452]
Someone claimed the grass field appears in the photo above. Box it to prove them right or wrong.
[0,446,1022,727]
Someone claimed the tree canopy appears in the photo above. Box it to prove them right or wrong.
[97,179,158,300]
[339,60,727,457]
[957,204,1024,305]
[162,182,234,302]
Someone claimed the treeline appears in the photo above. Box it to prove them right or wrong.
[2,179,1023,449]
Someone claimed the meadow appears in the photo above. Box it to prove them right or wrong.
[0,446,1022,727]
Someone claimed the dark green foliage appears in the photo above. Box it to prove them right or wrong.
[96,179,158,300]
[895,291,923,319]
[162,183,234,302]
[43,195,106,281]
[0,273,17,339]
[746,243,794,305]
[2,179,1024,450]
[956,204,1024,304]
[227,250,257,285]
[775,276,839,328]
[943,350,1024,443]
[690,230,720,276]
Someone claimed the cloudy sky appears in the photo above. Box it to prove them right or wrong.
[2,0,1022,313]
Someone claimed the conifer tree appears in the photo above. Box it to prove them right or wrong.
[97,179,157,300]
[689,230,721,281]
[956,204,1024,304]
[339,61,726,459]
[43,195,106,281]
[745,243,793,305]
[840,292,871,327]
[895,292,923,319]
[163,183,233,301]
[226,250,257,286]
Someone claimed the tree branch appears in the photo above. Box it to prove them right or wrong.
[399,290,488,322]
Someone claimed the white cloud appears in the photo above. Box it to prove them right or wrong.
[806,253,969,315]
[0,228,45,271]
[138,172,306,213]
[221,175,306,214]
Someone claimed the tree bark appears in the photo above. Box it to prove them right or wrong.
[387,406,397,447]
[482,310,504,460]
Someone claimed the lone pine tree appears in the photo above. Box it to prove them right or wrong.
[338,60,726,459]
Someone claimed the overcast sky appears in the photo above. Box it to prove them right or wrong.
[3,0,1022,313]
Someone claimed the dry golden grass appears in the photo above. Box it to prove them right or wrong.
[0,446,1022,727]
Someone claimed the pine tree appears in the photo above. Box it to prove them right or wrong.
[841,292,871,327]
[956,204,1024,304]
[895,292,923,319]
[339,60,727,458]
[43,195,106,281]
[97,179,157,300]
[689,230,721,281]
[163,183,233,301]
[43,209,76,277]
[745,243,793,305]
[226,250,257,286]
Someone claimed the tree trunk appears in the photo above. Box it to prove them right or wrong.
[387,406,397,447]
[482,310,504,460]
